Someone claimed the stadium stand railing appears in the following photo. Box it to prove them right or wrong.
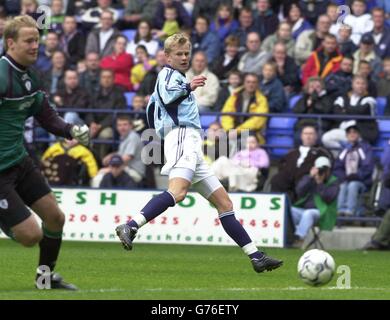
[32,108,387,226]
[35,107,389,160]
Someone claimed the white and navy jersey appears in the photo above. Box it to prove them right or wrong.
[146,65,201,139]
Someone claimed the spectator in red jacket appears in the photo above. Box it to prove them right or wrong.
[100,35,134,91]
[302,33,343,85]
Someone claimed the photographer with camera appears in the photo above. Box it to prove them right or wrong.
[291,156,339,248]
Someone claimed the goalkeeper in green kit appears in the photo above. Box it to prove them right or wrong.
[0,15,90,290]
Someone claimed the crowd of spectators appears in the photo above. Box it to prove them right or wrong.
[4,0,390,245]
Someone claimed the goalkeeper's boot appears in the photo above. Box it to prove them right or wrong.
[116,224,138,251]
[35,272,78,290]
[251,254,283,273]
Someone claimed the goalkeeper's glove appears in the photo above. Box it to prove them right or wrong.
[70,124,90,146]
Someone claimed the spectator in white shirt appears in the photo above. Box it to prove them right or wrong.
[343,0,374,45]
[186,51,220,112]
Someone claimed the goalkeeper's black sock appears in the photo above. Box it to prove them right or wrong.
[38,227,63,274]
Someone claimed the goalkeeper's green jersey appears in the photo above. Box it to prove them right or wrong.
[0,55,72,172]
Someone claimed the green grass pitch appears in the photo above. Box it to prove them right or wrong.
[1,239,390,300]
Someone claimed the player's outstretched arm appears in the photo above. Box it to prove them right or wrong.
[34,98,90,146]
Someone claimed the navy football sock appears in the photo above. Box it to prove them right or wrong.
[127,191,176,229]
[219,211,263,260]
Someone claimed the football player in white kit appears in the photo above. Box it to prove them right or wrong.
[116,33,283,273]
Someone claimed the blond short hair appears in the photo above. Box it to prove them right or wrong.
[164,33,192,54]
[3,15,38,52]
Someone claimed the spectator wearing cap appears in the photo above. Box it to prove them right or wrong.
[294,14,332,66]
[367,7,390,59]
[93,115,145,188]
[322,75,378,151]
[102,115,145,183]
[353,33,383,78]
[333,121,374,216]
[99,154,137,189]
[291,156,339,248]
[343,0,374,45]
[301,33,343,86]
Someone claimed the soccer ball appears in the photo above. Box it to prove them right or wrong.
[297,249,336,286]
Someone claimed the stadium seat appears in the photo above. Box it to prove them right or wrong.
[376,97,387,116]
[378,120,390,137]
[374,138,389,159]
[266,117,297,135]
[122,29,137,42]
[200,114,218,129]
[289,94,302,111]
[116,9,125,19]
[266,135,294,158]
[125,92,136,109]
